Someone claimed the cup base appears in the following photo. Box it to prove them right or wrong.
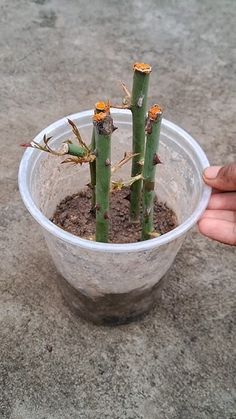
[57,272,169,326]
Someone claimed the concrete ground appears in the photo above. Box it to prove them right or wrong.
[0,0,235,418]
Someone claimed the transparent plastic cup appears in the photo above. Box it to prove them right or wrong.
[18,109,211,324]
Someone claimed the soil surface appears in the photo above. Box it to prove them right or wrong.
[51,187,178,243]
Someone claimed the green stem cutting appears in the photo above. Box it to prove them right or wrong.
[142,105,163,240]
[130,62,152,222]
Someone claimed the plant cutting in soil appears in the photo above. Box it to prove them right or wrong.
[21,63,177,243]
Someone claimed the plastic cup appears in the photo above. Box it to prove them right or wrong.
[18,109,211,324]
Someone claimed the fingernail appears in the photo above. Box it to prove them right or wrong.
[203,166,221,180]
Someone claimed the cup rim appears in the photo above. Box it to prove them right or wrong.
[18,109,211,253]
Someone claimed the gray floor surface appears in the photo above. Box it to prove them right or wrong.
[0,0,235,418]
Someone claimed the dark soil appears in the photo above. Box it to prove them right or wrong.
[51,187,178,243]
[57,271,168,325]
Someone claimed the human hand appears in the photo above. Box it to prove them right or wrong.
[198,163,236,245]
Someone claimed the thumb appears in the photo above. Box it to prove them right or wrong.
[203,163,236,191]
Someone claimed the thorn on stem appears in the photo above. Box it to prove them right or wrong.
[104,211,110,220]
[153,154,162,165]
[105,159,111,166]
[124,193,131,201]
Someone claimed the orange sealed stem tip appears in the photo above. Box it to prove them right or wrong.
[148,104,163,120]
[133,62,152,74]
[95,101,107,111]
[93,112,107,123]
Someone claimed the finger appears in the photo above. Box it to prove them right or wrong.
[198,218,236,245]
[207,192,236,210]
[201,209,236,223]
[203,164,236,191]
